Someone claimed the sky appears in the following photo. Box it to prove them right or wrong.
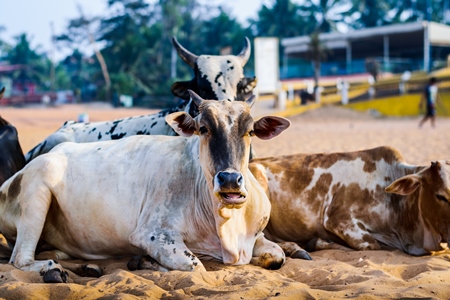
[0,0,283,61]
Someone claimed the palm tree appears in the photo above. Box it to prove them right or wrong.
[388,0,447,24]
[252,0,310,37]
[345,0,391,29]
[303,0,346,33]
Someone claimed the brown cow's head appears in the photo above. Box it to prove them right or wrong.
[171,37,257,104]
[386,160,450,253]
[166,90,290,209]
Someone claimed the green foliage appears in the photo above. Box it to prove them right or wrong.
[389,0,449,24]
[2,0,449,104]
[5,33,55,90]
[345,0,392,28]
[345,0,450,29]
[251,0,312,37]
[302,0,347,33]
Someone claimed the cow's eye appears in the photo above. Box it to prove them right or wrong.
[436,194,448,202]
[199,126,208,135]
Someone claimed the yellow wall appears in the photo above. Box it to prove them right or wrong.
[346,91,450,117]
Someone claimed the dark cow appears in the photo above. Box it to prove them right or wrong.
[250,146,450,257]
[24,37,257,162]
[0,88,26,186]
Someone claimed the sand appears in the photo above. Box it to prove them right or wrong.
[0,103,449,299]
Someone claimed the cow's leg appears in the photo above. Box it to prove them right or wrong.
[251,235,286,270]
[36,250,102,278]
[305,238,353,252]
[277,242,312,260]
[11,228,69,283]
[9,189,69,283]
[129,229,205,272]
[324,218,381,251]
[127,255,169,272]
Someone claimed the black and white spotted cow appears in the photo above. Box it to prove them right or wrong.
[171,37,257,103]
[24,37,257,162]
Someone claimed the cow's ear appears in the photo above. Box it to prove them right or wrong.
[166,112,197,137]
[253,116,290,140]
[385,174,421,195]
[171,80,195,100]
[430,161,442,172]
[0,87,4,99]
[238,77,258,94]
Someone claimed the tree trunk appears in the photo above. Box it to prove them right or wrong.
[77,4,111,102]
[88,33,111,102]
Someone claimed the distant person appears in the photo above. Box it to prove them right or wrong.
[418,77,445,128]
[299,89,314,105]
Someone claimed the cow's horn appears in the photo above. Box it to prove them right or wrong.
[237,37,251,67]
[188,89,204,107]
[172,37,198,69]
[245,95,256,108]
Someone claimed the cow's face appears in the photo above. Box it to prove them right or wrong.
[166,90,290,209]
[171,37,257,105]
[386,160,450,252]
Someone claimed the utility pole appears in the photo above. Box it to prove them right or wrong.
[426,0,432,21]
[49,22,56,91]
[171,28,178,79]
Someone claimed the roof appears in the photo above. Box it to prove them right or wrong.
[282,22,450,54]
[0,64,27,73]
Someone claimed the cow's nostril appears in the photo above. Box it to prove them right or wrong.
[217,172,226,184]
[217,172,244,189]
[237,174,243,185]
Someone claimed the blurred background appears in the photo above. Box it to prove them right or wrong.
[0,0,450,115]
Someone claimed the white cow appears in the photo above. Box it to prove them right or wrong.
[0,90,290,283]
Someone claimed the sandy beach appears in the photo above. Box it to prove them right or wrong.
[0,103,449,299]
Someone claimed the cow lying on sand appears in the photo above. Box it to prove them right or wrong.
[0,91,290,283]
[250,146,450,257]
[0,88,26,186]
[25,37,257,162]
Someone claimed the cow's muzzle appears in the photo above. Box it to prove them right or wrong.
[214,171,247,207]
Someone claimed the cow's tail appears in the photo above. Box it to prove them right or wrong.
[0,116,11,128]
[25,142,46,164]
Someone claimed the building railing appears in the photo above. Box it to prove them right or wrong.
[281,58,425,79]
[280,68,450,105]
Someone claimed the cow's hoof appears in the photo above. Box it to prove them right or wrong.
[304,238,319,252]
[127,255,160,271]
[265,259,284,270]
[127,255,142,271]
[43,268,69,283]
[81,264,102,278]
[291,250,312,260]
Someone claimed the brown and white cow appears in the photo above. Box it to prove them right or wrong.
[250,146,450,257]
[0,91,290,283]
